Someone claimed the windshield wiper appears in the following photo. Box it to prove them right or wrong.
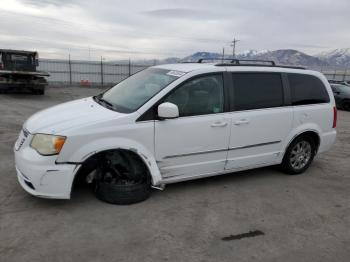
[100,98,114,108]
[93,95,114,109]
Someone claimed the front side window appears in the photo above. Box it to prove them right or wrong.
[164,74,224,117]
[232,73,284,111]
[98,68,182,113]
[288,74,330,105]
[11,54,28,61]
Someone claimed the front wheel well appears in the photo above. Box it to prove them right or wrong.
[72,149,152,192]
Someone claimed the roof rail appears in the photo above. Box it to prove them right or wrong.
[197,58,234,63]
[180,58,305,70]
[196,58,275,65]
[231,59,275,66]
[216,62,306,70]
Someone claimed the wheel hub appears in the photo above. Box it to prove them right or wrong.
[289,140,312,170]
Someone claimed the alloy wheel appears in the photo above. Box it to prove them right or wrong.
[289,141,312,170]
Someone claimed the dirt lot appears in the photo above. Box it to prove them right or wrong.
[0,87,349,262]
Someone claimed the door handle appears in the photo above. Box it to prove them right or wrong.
[211,121,228,127]
[234,119,250,125]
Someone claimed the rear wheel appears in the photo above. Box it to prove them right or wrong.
[282,135,316,175]
[33,88,45,95]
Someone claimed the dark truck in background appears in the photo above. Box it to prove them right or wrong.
[0,49,49,95]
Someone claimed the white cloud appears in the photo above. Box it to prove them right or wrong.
[0,0,349,60]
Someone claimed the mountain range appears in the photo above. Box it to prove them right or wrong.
[156,48,350,67]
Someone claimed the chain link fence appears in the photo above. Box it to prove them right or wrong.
[38,58,151,87]
[38,58,350,87]
[308,66,350,82]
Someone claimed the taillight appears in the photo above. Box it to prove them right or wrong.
[332,106,337,128]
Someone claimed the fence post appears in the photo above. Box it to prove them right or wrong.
[344,68,347,81]
[68,54,72,86]
[128,59,131,77]
[100,56,104,86]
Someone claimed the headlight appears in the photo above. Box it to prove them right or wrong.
[30,134,66,155]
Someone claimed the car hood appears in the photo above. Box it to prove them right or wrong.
[24,97,124,134]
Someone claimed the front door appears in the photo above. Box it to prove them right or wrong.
[155,73,231,178]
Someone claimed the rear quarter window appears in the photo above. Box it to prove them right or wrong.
[288,74,330,105]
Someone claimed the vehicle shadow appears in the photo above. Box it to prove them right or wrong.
[73,165,283,203]
[7,165,283,210]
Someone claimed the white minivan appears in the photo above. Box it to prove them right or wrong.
[14,59,337,204]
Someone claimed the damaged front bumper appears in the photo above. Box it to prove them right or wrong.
[14,137,79,199]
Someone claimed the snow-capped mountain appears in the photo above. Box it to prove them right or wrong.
[250,49,329,67]
[113,48,350,67]
[182,52,222,62]
[316,48,350,66]
[181,49,329,67]
[237,49,269,59]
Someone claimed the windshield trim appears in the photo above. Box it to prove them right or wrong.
[93,94,131,112]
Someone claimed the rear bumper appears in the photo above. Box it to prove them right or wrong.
[319,130,337,153]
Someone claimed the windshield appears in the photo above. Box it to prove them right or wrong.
[96,68,183,113]
[337,85,350,94]
[333,84,350,94]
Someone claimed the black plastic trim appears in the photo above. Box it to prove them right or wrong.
[281,73,292,106]
[228,140,281,151]
[223,71,233,112]
[24,180,35,190]
[163,140,281,159]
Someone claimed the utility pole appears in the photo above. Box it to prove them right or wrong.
[100,56,104,87]
[230,37,240,58]
[68,54,72,86]
[222,47,225,62]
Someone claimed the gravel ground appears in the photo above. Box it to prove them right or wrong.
[0,87,349,262]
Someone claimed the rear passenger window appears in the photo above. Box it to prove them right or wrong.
[233,73,284,111]
[288,74,330,105]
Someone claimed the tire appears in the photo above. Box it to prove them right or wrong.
[95,179,151,205]
[33,89,45,95]
[281,135,316,175]
[342,100,350,111]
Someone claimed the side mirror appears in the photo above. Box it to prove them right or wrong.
[158,102,179,119]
